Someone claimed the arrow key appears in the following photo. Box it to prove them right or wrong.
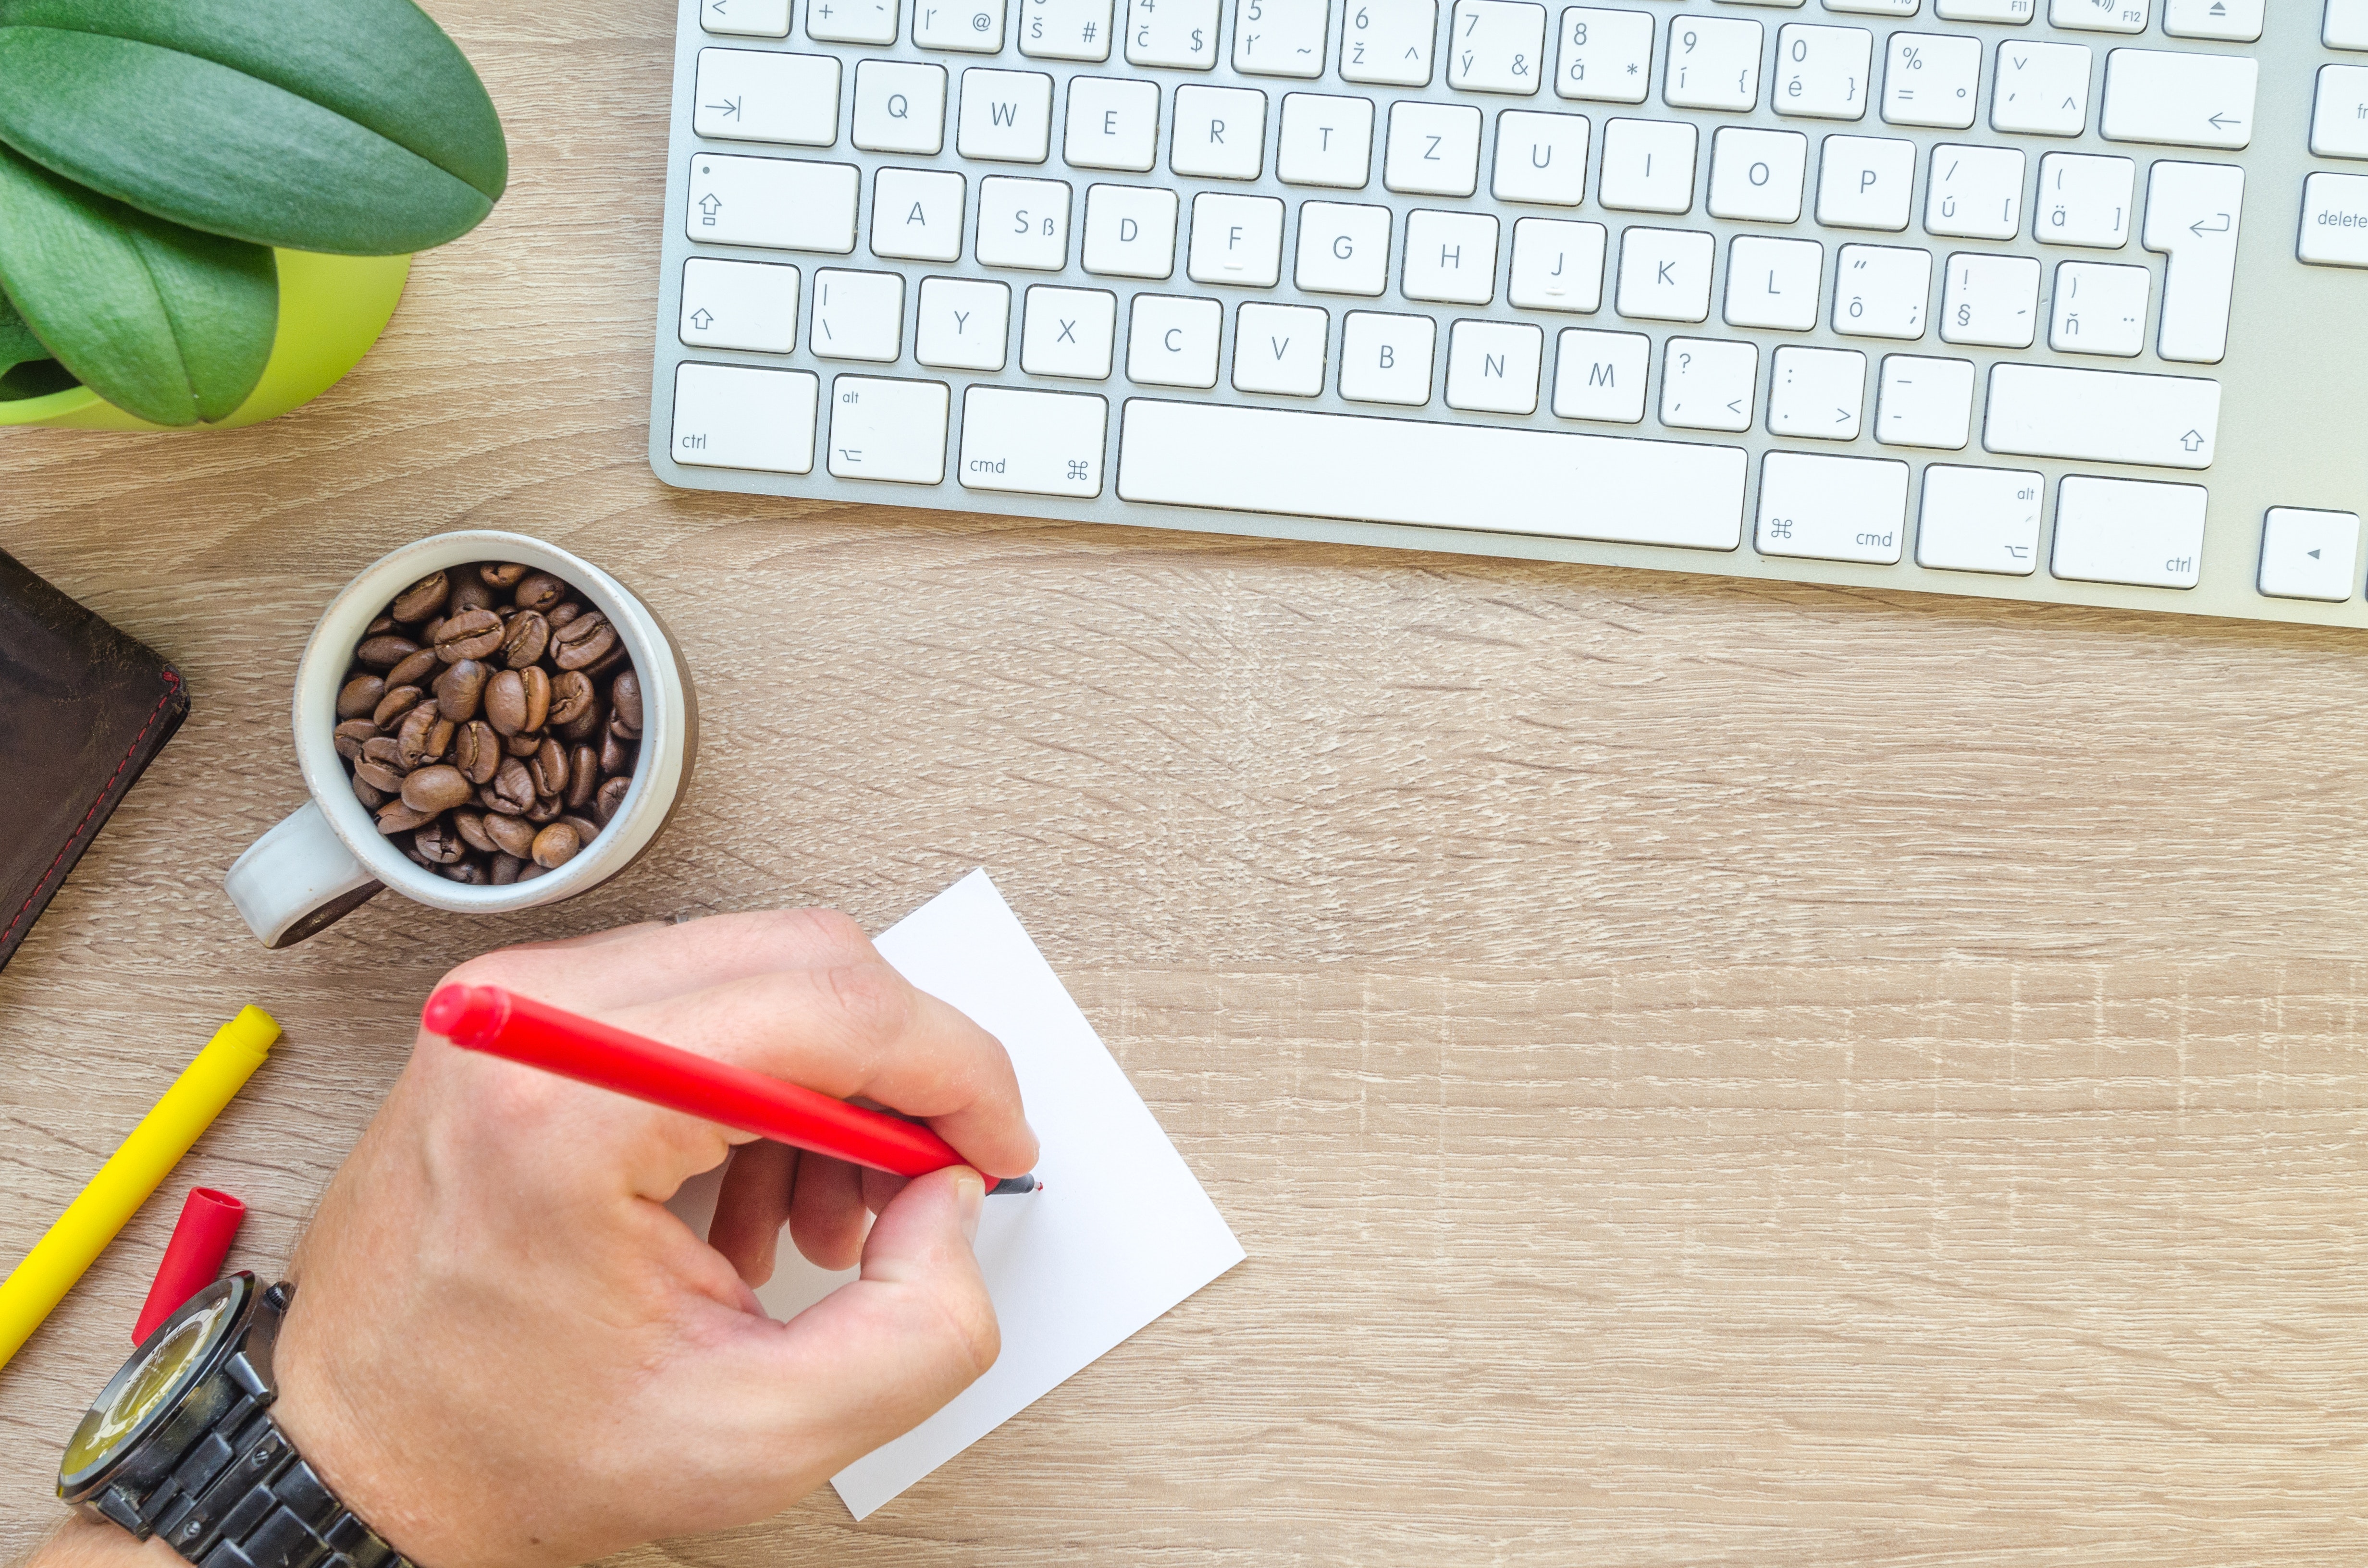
[2259,507,2364,602]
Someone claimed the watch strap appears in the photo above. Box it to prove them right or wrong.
[134,1404,411,1568]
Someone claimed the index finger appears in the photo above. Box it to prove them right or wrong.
[603,958,1039,1188]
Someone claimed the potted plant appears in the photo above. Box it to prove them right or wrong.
[0,0,506,431]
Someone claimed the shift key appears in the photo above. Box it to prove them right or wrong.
[1984,363,2221,470]
[959,386,1108,497]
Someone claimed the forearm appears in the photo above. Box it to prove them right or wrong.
[21,1518,183,1568]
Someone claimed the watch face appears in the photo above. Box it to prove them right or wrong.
[61,1275,248,1490]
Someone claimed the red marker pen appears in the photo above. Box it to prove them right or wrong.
[420,983,1039,1194]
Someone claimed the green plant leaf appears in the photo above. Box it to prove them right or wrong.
[0,286,47,373]
[0,0,506,256]
[0,143,275,425]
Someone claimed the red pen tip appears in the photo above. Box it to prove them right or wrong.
[422,983,506,1046]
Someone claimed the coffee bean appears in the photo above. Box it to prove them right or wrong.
[419,615,445,648]
[525,793,563,823]
[518,666,551,731]
[493,757,535,813]
[610,669,643,736]
[404,843,436,870]
[484,669,529,735]
[480,784,525,816]
[454,720,499,784]
[386,647,442,688]
[515,572,567,614]
[595,775,630,823]
[372,685,423,730]
[551,611,617,671]
[530,822,581,869]
[396,706,453,770]
[481,563,529,589]
[356,635,419,671]
[546,601,583,629]
[566,745,599,808]
[337,674,385,719]
[376,800,433,833]
[548,670,595,728]
[444,859,490,884]
[561,814,604,848]
[501,611,550,669]
[434,607,505,662]
[532,737,569,797]
[453,809,497,855]
[355,760,407,794]
[435,659,488,723]
[556,701,602,743]
[503,731,543,758]
[390,571,450,624]
[448,575,496,615]
[401,764,473,815]
[361,736,406,770]
[333,719,378,761]
[393,710,440,772]
[365,614,396,637]
[412,817,467,864]
[599,725,632,777]
[490,853,525,885]
[484,813,537,858]
[517,860,549,882]
[352,774,386,810]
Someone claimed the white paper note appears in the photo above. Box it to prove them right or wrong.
[668,869,1245,1519]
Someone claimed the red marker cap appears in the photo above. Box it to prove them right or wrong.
[133,1188,246,1346]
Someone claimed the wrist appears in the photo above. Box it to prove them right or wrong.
[266,1294,447,1568]
[25,1518,185,1568]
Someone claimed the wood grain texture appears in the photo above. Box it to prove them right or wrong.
[5,4,2368,1562]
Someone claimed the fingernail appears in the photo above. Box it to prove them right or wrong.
[955,1168,985,1242]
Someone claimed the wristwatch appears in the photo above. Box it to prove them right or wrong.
[57,1273,412,1568]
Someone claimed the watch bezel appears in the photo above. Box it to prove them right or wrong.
[59,1273,254,1497]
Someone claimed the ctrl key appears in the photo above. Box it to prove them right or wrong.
[958,385,1107,497]
[2050,475,2207,590]
[670,362,817,474]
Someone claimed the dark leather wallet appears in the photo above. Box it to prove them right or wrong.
[0,549,188,974]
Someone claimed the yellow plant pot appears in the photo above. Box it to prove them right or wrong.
[0,249,410,431]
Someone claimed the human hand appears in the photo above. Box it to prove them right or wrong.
[259,911,1037,1568]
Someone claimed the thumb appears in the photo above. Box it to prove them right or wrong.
[762,1167,1000,1462]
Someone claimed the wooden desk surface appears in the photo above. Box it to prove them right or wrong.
[6,5,2368,1562]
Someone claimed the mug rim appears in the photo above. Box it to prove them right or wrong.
[294,530,687,913]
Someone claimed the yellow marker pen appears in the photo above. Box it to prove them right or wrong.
[0,1006,278,1370]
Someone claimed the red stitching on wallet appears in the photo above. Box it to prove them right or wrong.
[1,668,183,949]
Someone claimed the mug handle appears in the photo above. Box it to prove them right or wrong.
[223,801,385,948]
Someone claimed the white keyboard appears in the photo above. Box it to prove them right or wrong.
[651,0,2368,627]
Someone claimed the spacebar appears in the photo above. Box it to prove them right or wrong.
[1115,399,1748,551]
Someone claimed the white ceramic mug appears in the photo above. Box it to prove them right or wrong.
[225,531,697,947]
